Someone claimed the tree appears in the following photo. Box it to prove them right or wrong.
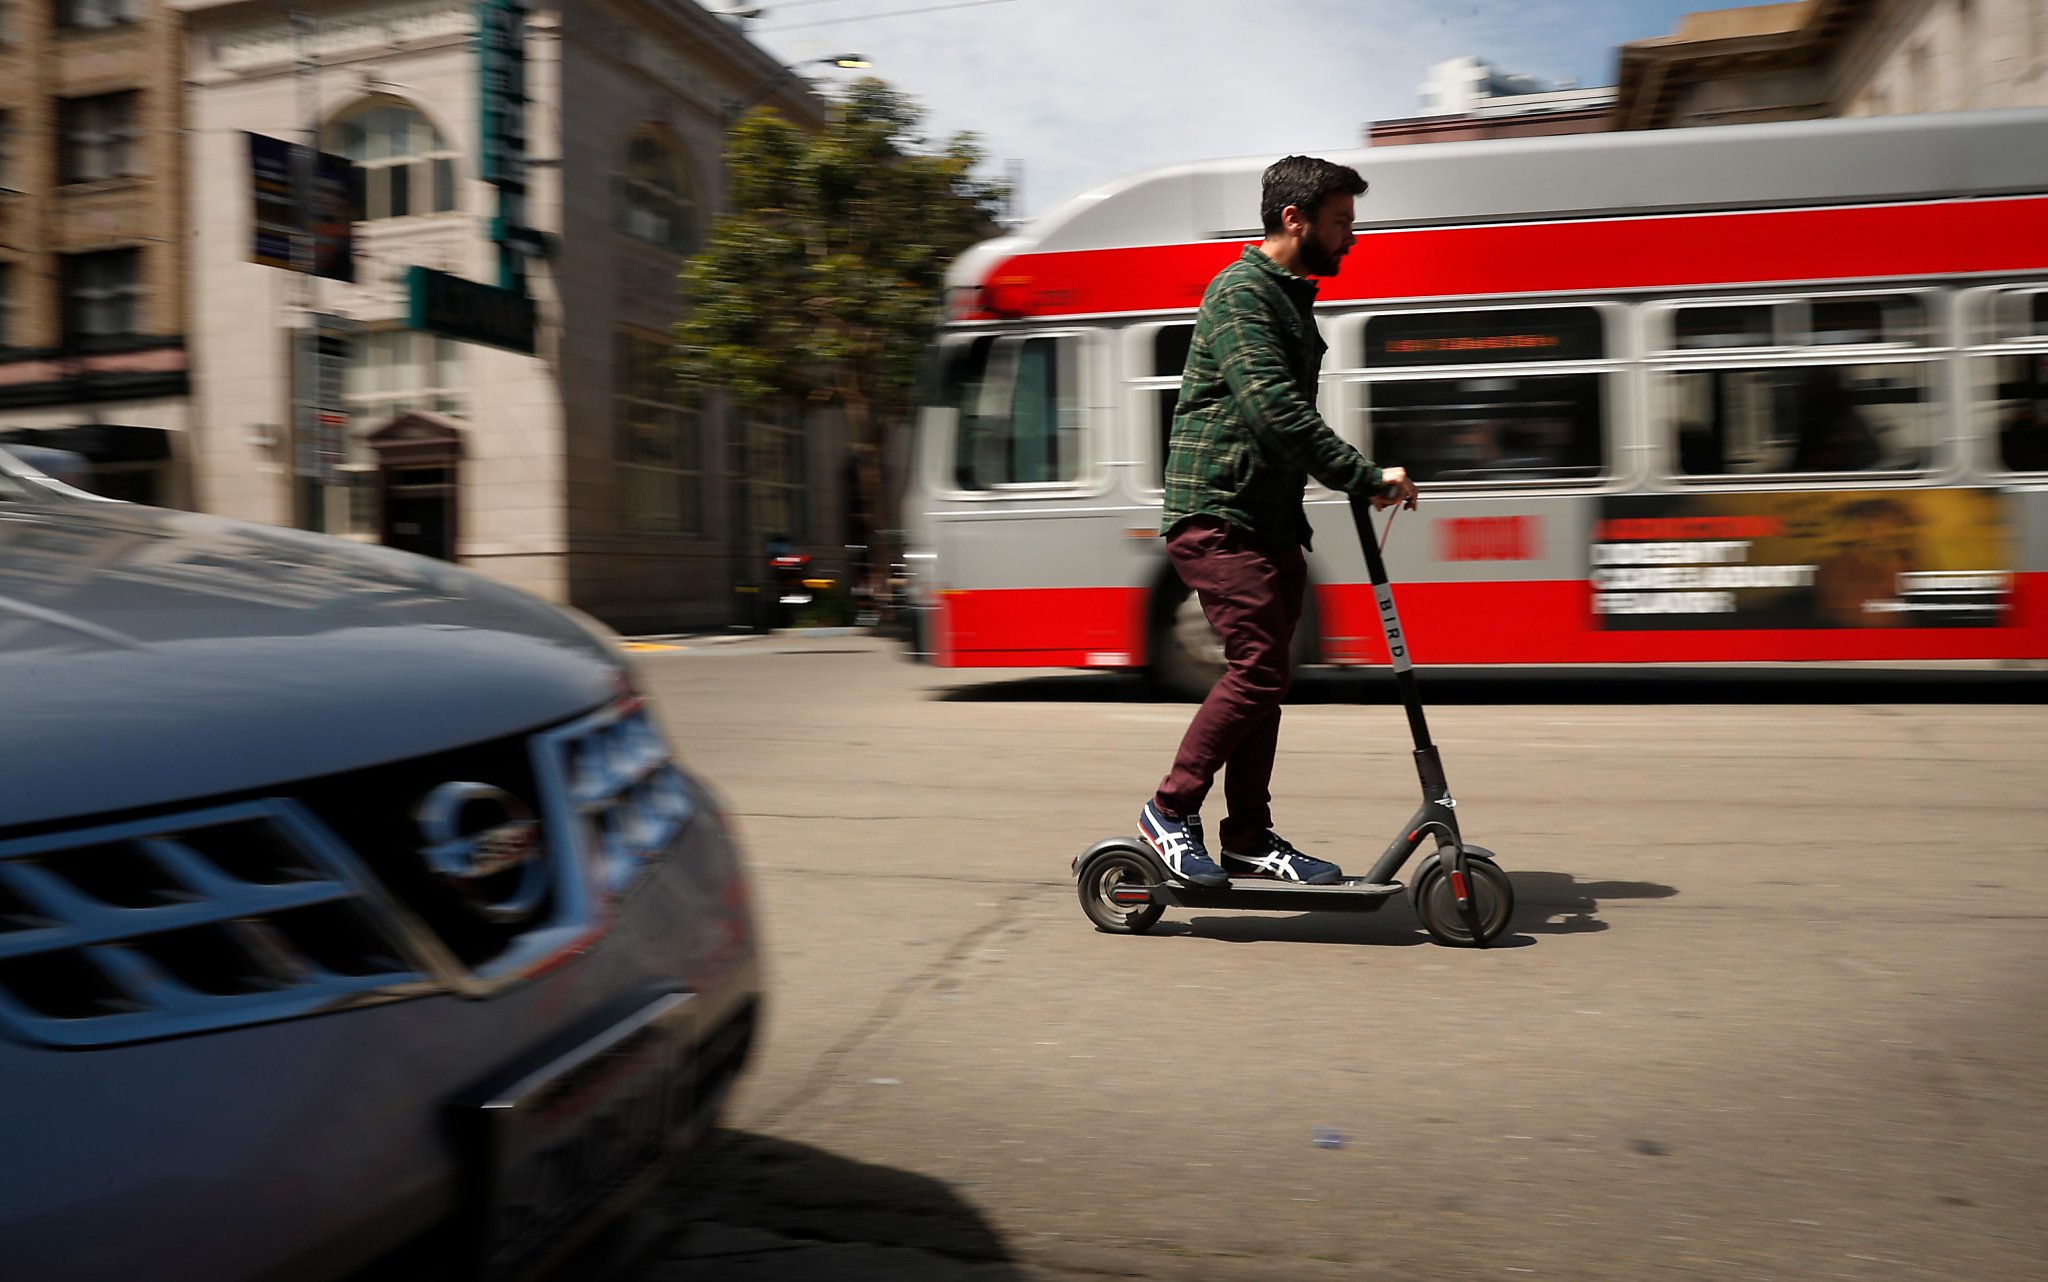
[670,78,1006,600]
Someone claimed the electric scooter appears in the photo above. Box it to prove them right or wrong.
[1072,490,1515,947]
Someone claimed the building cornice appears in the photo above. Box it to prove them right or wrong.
[1613,0,1876,129]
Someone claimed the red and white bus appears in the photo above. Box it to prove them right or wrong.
[900,109,2048,693]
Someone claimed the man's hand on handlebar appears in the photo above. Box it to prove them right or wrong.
[1371,466,1419,511]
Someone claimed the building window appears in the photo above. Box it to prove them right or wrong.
[58,92,140,184]
[616,131,697,253]
[61,249,141,344]
[324,101,458,221]
[344,329,466,423]
[749,404,807,543]
[54,0,141,29]
[615,331,701,534]
[1907,42,1932,113]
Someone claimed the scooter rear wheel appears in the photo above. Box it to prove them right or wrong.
[1078,849,1165,934]
[1412,855,1514,947]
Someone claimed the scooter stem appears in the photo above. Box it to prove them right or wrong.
[1347,492,1435,755]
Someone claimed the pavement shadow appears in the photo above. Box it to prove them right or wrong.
[1510,870,1679,936]
[651,1129,1021,1279]
[1153,909,1438,947]
[934,667,2048,706]
[1135,869,1674,947]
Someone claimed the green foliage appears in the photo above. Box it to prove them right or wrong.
[670,78,1006,432]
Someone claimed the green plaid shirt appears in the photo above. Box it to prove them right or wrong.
[1162,246,1380,549]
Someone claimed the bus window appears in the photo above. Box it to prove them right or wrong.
[1367,373,1605,483]
[955,333,1085,489]
[1669,363,1933,476]
[1131,323,1194,488]
[1674,305,1774,350]
[1990,353,2048,472]
[1011,338,1064,483]
[1658,291,1942,479]
[1348,306,1610,484]
[1804,295,1928,347]
[936,336,995,491]
[1153,325,1194,377]
[1149,391,1178,486]
[1974,287,2048,473]
[925,334,993,412]
[1994,288,2048,341]
[1660,292,1929,354]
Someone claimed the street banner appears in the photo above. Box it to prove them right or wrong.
[247,132,363,283]
[1592,489,2010,630]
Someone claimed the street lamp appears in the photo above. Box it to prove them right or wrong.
[722,54,870,125]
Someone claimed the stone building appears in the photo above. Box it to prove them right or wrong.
[1614,0,2048,129]
[172,0,847,632]
[0,0,193,505]
[1370,57,1618,146]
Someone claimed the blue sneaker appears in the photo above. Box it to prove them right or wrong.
[1138,801,1228,887]
[1221,831,1343,885]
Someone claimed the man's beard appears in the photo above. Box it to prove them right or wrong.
[1299,236,1346,277]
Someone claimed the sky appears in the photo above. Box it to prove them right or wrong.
[736,0,1719,218]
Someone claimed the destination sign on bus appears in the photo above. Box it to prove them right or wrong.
[1386,334,1560,355]
[1365,306,1603,367]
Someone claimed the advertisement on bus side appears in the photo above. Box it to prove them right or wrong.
[1591,490,2010,630]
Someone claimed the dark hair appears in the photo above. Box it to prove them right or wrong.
[1260,156,1367,234]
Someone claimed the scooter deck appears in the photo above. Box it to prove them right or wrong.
[1138,877,1405,914]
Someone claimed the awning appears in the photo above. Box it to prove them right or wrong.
[0,424,173,463]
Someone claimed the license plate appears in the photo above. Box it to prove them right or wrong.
[454,990,695,1282]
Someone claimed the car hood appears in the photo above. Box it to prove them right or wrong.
[0,501,621,829]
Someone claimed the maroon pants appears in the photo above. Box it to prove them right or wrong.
[1153,516,1308,852]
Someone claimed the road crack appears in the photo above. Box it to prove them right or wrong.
[752,886,1045,1130]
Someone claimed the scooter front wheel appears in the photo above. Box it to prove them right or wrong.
[1412,855,1514,947]
[1078,848,1165,935]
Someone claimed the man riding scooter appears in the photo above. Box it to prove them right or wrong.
[1137,155,1420,889]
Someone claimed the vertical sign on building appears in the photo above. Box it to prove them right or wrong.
[409,3,537,354]
[477,0,532,290]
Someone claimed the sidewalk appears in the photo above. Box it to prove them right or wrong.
[620,627,885,653]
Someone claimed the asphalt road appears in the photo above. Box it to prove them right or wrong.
[622,635,2048,1282]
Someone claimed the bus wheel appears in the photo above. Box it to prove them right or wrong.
[1153,587,1225,701]
[1149,582,1320,701]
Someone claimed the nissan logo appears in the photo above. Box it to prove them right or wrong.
[415,783,548,924]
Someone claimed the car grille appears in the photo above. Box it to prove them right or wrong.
[0,701,698,1049]
[0,801,431,1049]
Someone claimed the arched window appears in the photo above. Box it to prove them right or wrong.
[323,100,459,221]
[616,129,697,253]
